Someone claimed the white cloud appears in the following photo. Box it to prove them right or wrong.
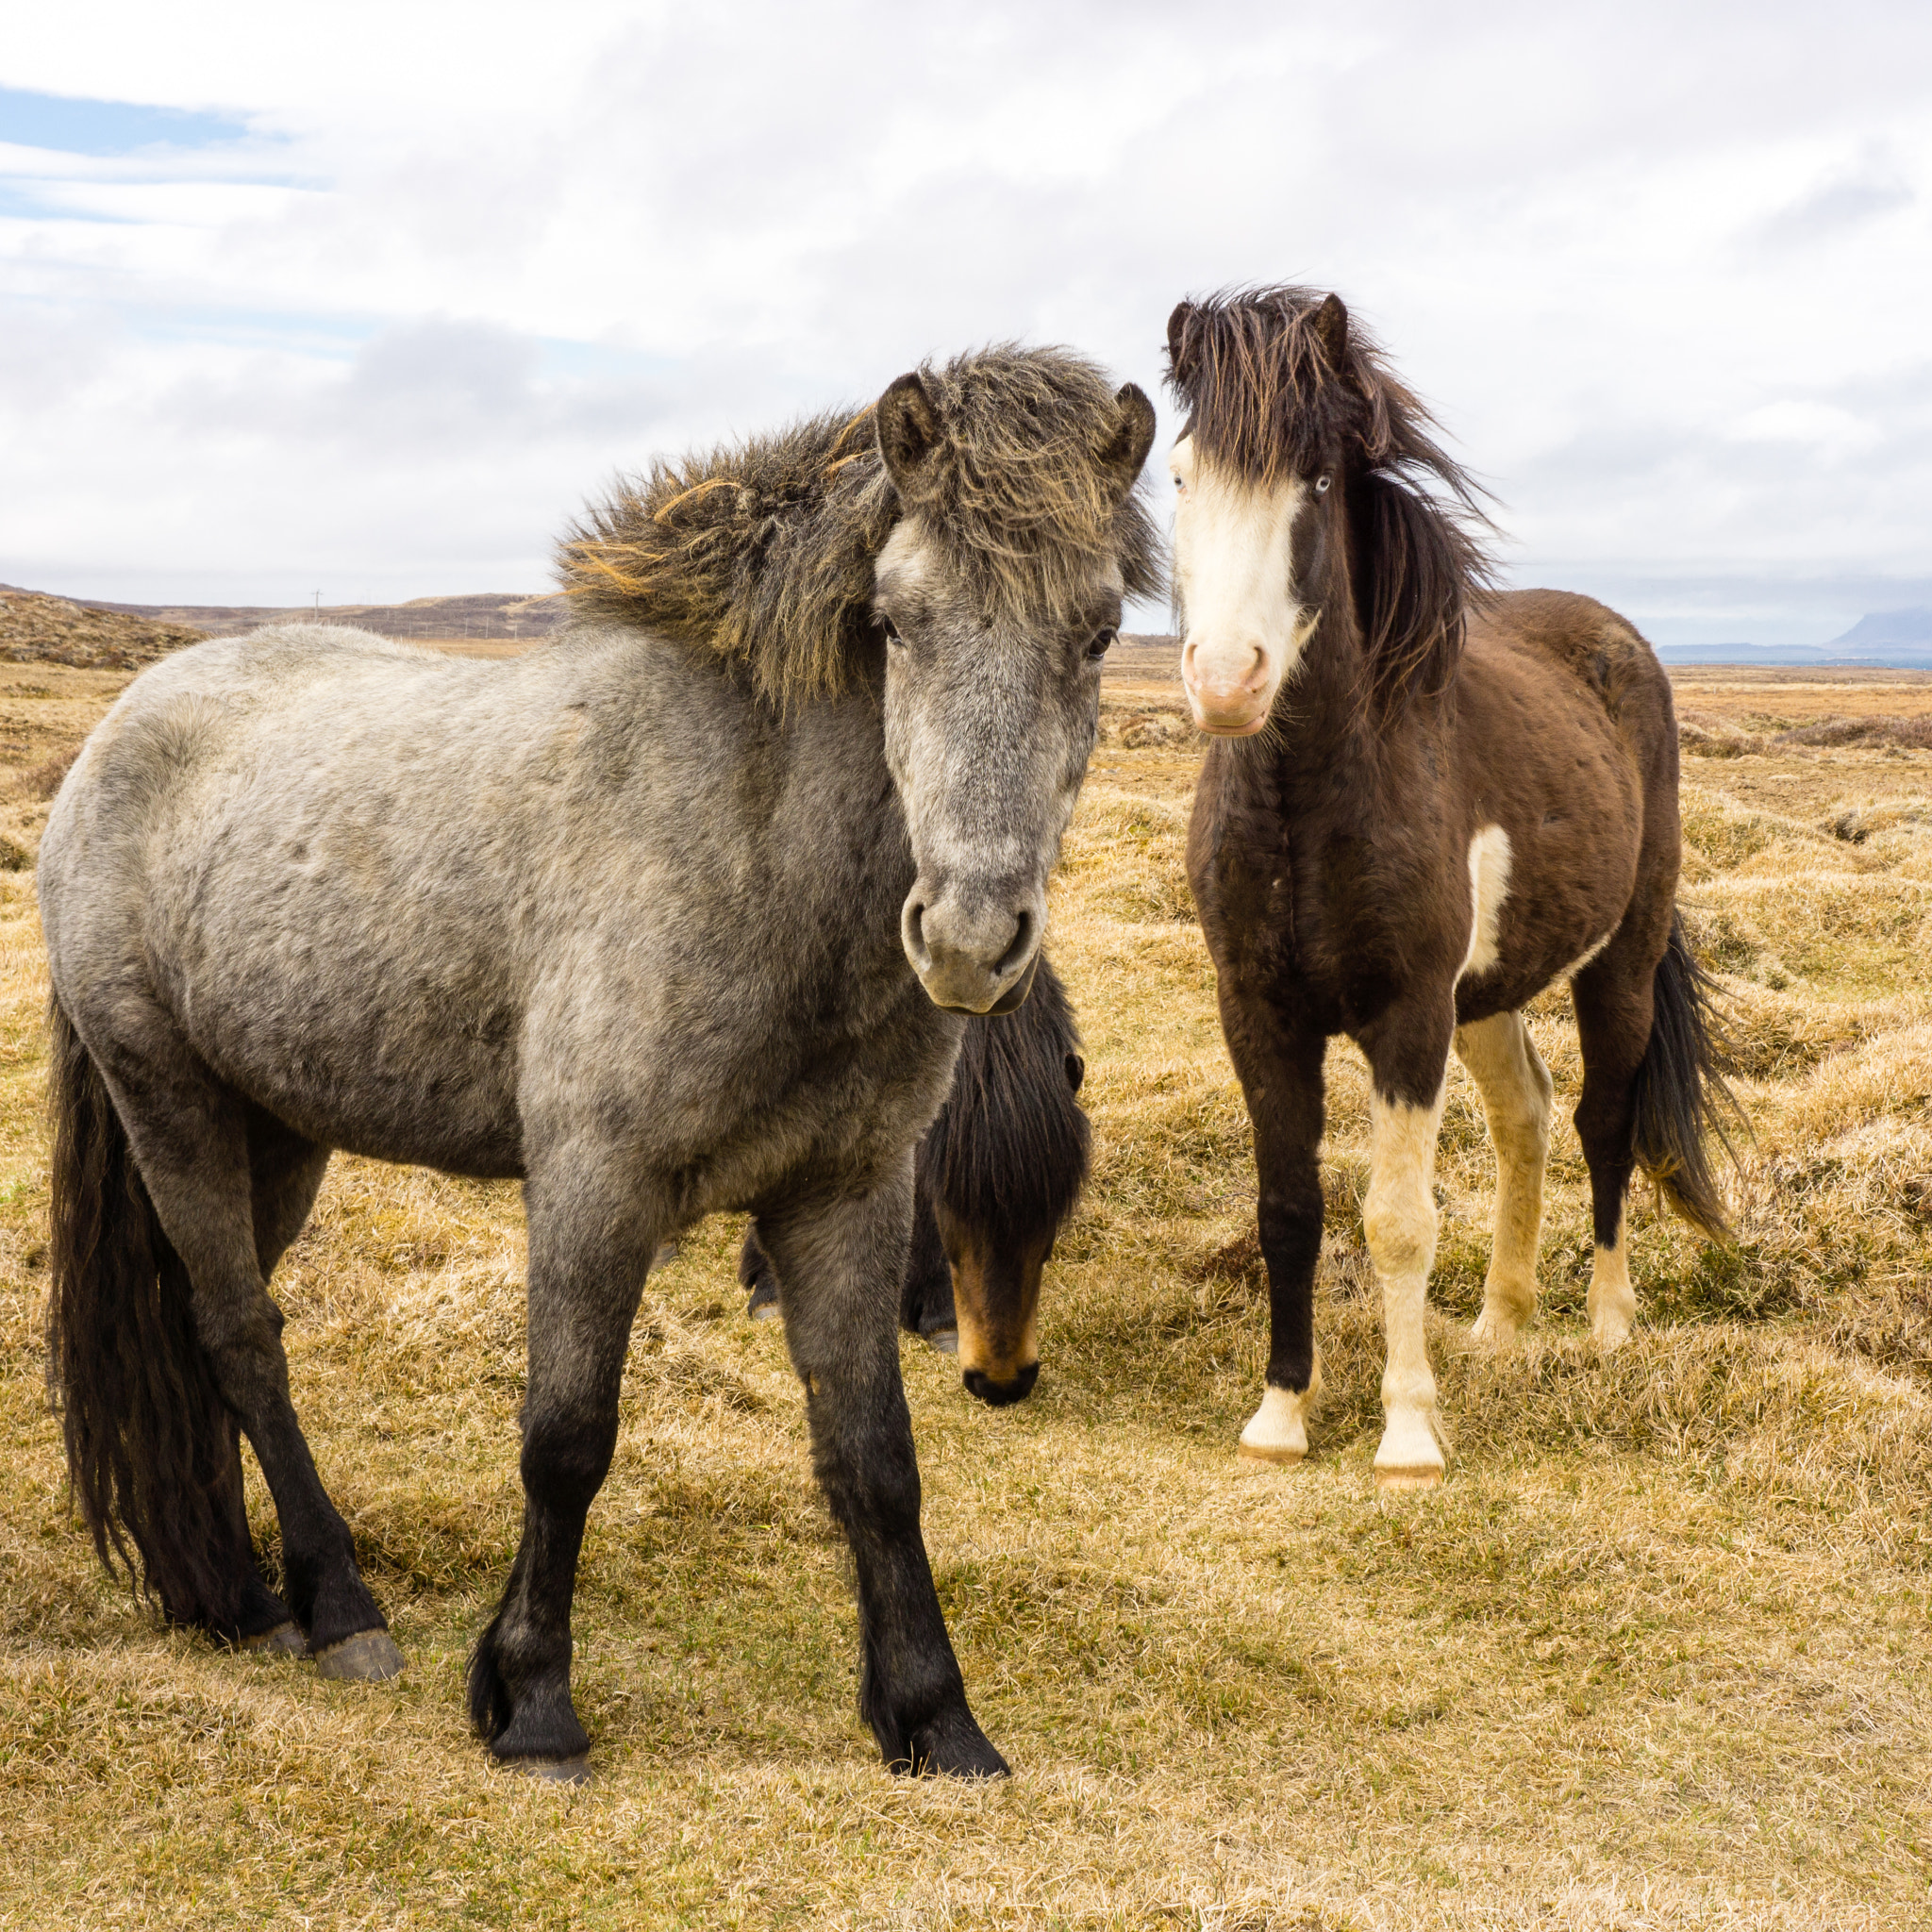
[1,0,1928,637]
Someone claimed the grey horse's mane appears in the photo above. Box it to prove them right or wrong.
[556,345,1163,706]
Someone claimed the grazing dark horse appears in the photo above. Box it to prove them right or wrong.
[741,951,1090,1405]
[1164,287,1737,1486]
[41,346,1158,1776]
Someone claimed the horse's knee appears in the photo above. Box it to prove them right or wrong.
[1364,1180,1437,1280]
[520,1404,619,1516]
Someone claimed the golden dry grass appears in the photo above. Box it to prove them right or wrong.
[2,662,1930,1928]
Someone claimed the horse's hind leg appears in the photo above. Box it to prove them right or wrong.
[1571,947,1657,1350]
[1455,1011,1554,1346]
[99,1024,396,1672]
[226,1114,335,1656]
[758,1168,1006,1775]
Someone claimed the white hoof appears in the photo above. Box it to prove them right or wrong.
[1238,1383,1315,1465]
[1591,1306,1633,1351]
[1470,1302,1527,1348]
[1374,1405,1446,1490]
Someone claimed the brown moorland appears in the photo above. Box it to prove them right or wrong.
[0,630,1928,1929]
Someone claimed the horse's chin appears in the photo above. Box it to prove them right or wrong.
[1191,710,1270,739]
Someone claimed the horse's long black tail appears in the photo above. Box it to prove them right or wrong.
[1631,909,1744,1242]
[46,994,254,1634]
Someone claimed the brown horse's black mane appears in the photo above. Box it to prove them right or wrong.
[1166,285,1498,708]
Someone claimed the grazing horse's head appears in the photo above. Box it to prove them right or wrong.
[873,353,1158,1013]
[1163,286,1491,736]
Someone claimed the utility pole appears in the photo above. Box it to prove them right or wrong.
[312,591,323,623]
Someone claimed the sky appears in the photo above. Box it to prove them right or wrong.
[2,0,1928,644]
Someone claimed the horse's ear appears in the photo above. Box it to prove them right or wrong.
[1311,292,1348,367]
[876,372,944,500]
[1165,302,1195,384]
[1097,383,1158,503]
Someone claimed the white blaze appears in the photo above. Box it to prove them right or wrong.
[1170,436,1312,737]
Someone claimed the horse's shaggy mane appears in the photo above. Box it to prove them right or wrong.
[558,346,1162,707]
[1166,285,1498,708]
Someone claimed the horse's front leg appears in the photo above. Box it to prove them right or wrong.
[1220,989,1327,1464]
[469,1160,661,1779]
[755,1164,1006,1776]
[1358,997,1457,1489]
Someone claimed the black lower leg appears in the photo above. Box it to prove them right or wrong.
[470,1401,615,1762]
[1258,1158,1324,1393]
[811,1374,1006,1777]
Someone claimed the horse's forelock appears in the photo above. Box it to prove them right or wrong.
[1166,285,1499,709]
[556,345,1160,706]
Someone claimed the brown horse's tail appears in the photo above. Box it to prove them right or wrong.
[1631,909,1745,1241]
[46,993,255,1634]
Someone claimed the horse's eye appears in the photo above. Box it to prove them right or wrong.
[1313,474,1332,494]
[880,615,903,645]
[1086,627,1117,662]
[1172,474,1186,493]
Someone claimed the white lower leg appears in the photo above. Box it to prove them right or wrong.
[1239,1353,1323,1465]
[1456,1015,1552,1346]
[1589,1218,1635,1349]
[1365,1089,1448,1487]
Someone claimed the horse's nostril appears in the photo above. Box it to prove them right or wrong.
[995,908,1034,978]
[904,902,930,970]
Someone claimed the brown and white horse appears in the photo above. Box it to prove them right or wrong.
[1166,287,1738,1486]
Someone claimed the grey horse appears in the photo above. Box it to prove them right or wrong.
[42,346,1159,1779]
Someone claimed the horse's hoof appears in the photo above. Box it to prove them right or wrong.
[650,1239,680,1269]
[240,1620,309,1658]
[1591,1310,1633,1351]
[1374,1465,1443,1491]
[1470,1307,1526,1348]
[746,1296,782,1324]
[922,1325,959,1355]
[314,1629,407,1681]
[503,1754,592,1785]
[900,1709,1009,1778]
[1238,1384,1315,1463]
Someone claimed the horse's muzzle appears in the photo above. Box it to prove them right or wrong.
[962,1362,1040,1407]
[902,889,1043,1014]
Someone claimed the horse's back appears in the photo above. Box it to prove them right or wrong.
[1466,590,1674,749]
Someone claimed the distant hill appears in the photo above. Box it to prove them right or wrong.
[1824,608,1932,652]
[0,585,572,642]
[0,587,209,670]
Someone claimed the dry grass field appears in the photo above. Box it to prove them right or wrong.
[2,651,1929,1928]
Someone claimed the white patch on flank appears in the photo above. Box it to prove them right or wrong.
[1170,435,1311,735]
[1457,825,1513,981]
[1559,928,1615,980]
[1364,1087,1450,1487]
[1238,1354,1324,1466]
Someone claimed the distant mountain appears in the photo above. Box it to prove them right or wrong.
[1658,608,1932,669]
[1824,608,1932,651]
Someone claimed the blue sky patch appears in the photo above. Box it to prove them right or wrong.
[0,87,253,157]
